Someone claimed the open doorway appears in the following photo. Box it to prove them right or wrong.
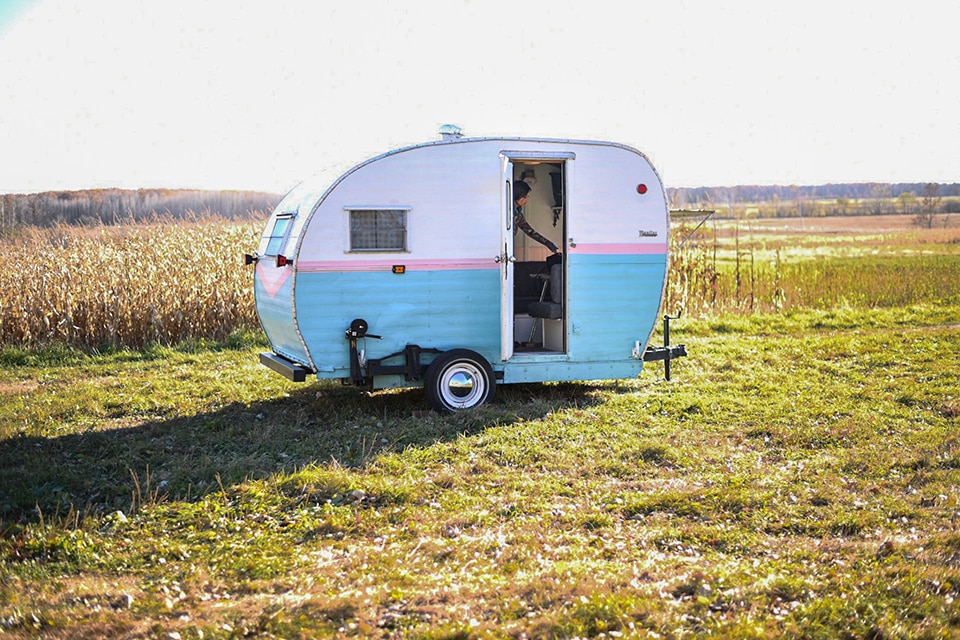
[511,161,566,353]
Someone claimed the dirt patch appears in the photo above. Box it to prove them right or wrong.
[0,380,39,395]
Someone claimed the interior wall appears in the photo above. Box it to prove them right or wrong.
[515,163,562,261]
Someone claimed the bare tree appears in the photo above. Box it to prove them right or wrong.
[913,183,941,229]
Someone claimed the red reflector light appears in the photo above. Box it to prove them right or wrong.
[637,184,648,195]
[276,254,289,267]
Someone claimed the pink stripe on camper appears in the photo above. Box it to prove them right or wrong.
[297,258,497,273]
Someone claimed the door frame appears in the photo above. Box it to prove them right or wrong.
[499,156,515,361]
[499,150,575,361]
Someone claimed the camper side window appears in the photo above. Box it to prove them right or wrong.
[349,209,407,252]
[264,215,294,255]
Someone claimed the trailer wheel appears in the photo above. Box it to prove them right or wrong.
[424,349,495,412]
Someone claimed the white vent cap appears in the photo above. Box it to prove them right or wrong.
[439,124,463,141]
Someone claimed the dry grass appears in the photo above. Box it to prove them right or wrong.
[0,221,261,349]
[1,214,958,350]
[667,214,960,316]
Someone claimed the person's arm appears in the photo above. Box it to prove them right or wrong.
[515,211,559,253]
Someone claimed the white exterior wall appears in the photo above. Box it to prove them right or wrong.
[290,138,668,265]
[296,142,502,264]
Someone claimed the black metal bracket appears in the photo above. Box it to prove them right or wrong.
[346,319,380,385]
[642,312,687,380]
[344,319,441,386]
[259,351,314,382]
[367,344,442,381]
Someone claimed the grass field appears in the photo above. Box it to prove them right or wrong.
[1,215,959,638]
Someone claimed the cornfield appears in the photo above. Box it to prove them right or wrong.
[0,221,261,350]
[2,218,958,351]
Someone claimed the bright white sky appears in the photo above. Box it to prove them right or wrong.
[1,0,958,194]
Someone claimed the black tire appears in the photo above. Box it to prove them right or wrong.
[424,349,496,412]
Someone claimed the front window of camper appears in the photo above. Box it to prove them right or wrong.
[349,209,407,252]
[265,215,294,255]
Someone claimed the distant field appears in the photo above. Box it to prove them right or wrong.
[667,213,960,316]
[720,213,956,234]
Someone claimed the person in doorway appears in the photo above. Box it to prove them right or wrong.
[514,180,560,254]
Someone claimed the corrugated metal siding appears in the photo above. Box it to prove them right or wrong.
[254,267,310,366]
[282,253,665,383]
[502,253,666,383]
[566,253,667,363]
[500,360,645,384]
[295,268,501,376]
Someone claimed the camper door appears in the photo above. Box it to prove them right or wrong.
[499,157,515,361]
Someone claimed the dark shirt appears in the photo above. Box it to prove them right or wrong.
[514,205,558,253]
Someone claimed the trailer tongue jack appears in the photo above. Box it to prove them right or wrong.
[642,313,687,381]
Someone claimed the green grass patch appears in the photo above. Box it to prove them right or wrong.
[2,305,959,637]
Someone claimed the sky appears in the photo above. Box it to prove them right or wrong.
[1,0,958,195]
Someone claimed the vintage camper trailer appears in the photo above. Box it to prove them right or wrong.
[248,129,685,411]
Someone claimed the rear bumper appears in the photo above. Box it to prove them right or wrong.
[259,352,314,382]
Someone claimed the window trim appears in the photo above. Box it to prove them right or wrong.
[345,206,411,253]
[263,212,296,256]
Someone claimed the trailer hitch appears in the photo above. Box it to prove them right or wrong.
[642,312,687,381]
[344,318,441,386]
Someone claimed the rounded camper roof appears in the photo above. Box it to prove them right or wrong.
[286,133,665,209]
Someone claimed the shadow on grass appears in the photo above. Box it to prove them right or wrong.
[0,380,604,524]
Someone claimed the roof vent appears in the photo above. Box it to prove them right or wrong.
[439,124,463,141]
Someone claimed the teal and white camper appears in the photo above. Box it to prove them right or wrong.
[248,129,685,411]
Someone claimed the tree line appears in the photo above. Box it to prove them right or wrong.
[669,182,960,206]
[2,183,958,229]
[668,182,960,222]
[0,188,281,229]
